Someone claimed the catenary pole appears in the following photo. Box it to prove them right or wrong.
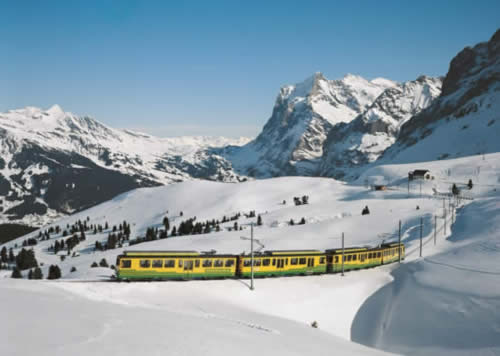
[419,217,423,257]
[398,220,402,263]
[434,215,437,245]
[250,223,254,290]
[341,232,345,277]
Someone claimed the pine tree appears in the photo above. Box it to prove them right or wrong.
[299,217,306,225]
[468,179,473,190]
[0,246,7,263]
[105,222,109,230]
[234,221,238,231]
[47,265,61,279]
[171,226,177,236]
[99,258,109,268]
[257,215,263,226]
[28,269,33,279]
[70,266,77,273]
[289,219,295,226]
[163,216,170,231]
[9,248,15,263]
[11,267,22,279]
[33,267,43,279]
[452,183,459,196]
[91,262,98,268]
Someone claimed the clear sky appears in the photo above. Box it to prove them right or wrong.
[2,1,499,138]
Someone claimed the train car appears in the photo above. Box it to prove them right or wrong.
[380,242,405,264]
[237,250,327,278]
[116,250,237,280]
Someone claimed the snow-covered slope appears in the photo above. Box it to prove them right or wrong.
[3,152,500,355]
[0,105,249,225]
[320,76,442,179]
[223,73,397,177]
[383,29,500,163]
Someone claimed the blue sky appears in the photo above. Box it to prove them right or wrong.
[2,1,499,137]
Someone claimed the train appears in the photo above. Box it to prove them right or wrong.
[115,242,405,281]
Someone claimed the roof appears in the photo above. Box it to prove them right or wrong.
[412,169,430,175]
[123,251,199,257]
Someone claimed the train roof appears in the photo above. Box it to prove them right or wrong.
[123,250,199,257]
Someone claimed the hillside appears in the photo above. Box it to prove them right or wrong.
[2,152,500,355]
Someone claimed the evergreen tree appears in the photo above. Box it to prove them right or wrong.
[163,216,170,231]
[70,266,77,273]
[47,265,61,279]
[289,219,295,226]
[33,267,43,279]
[28,269,33,279]
[9,248,15,262]
[11,267,22,279]
[171,226,177,236]
[0,246,7,263]
[257,215,263,226]
[452,183,459,196]
[105,222,109,230]
[299,217,306,225]
[91,262,98,268]
[15,248,38,270]
[468,179,473,190]
[99,258,109,268]
[362,206,370,215]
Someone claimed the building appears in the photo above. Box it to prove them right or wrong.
[409,169,432,181]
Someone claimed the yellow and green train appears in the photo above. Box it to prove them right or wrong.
[115,242,404,281]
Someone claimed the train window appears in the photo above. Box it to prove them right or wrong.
[347,255,352,262]
[178,260,183,268]
[152,260,163,268]
[334,256,339,263]
[225,260,234,267]
[254,259,261,266]
[360,254,365,262]
[285,258,289,265]
[368,253,372,259]
[353,254,357,261]
[377,252,381,258]
[327,256,333,263]
[272,259,276,266]
[121,260,131,268]
[195,260,200,268]
[140,259,150,268]
[203,259,213,267]
[299,258,306,265]
[165,260,175,268]
[263,259,270,266]
[244,260,251,267]
[291,258,298,265]
[320,257,326,264]
[214,260,223,267]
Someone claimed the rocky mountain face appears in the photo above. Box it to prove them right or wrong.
[0,106,249,226]
[222,73,398,177]
[319,76,442,179]
[381,28,500,163]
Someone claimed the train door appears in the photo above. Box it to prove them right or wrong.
[184,259,194,279]
[307,257,314,268]
[277,259,284,269]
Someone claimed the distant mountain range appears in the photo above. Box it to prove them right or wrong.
[1,28,499,228]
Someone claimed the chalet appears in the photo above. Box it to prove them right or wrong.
[409,169,432,181]
[374,184,387,191]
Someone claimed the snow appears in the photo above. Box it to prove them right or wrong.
[2,148,500,355]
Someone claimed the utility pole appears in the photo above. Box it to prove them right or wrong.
[398,220,402,263]
[250,223,254,290]
[444,207,447,236]
[341,232,345,277]
[434,215,437,245]
[420,180,422,198]
[419,217,423,257]
[408,178,410,197]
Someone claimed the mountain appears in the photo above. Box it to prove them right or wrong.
[0,105,249,226]
[320,75,442,179]
[382,29,500,163]
[222,73,397,177]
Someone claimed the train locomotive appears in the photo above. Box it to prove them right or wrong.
[115,242,405,281]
